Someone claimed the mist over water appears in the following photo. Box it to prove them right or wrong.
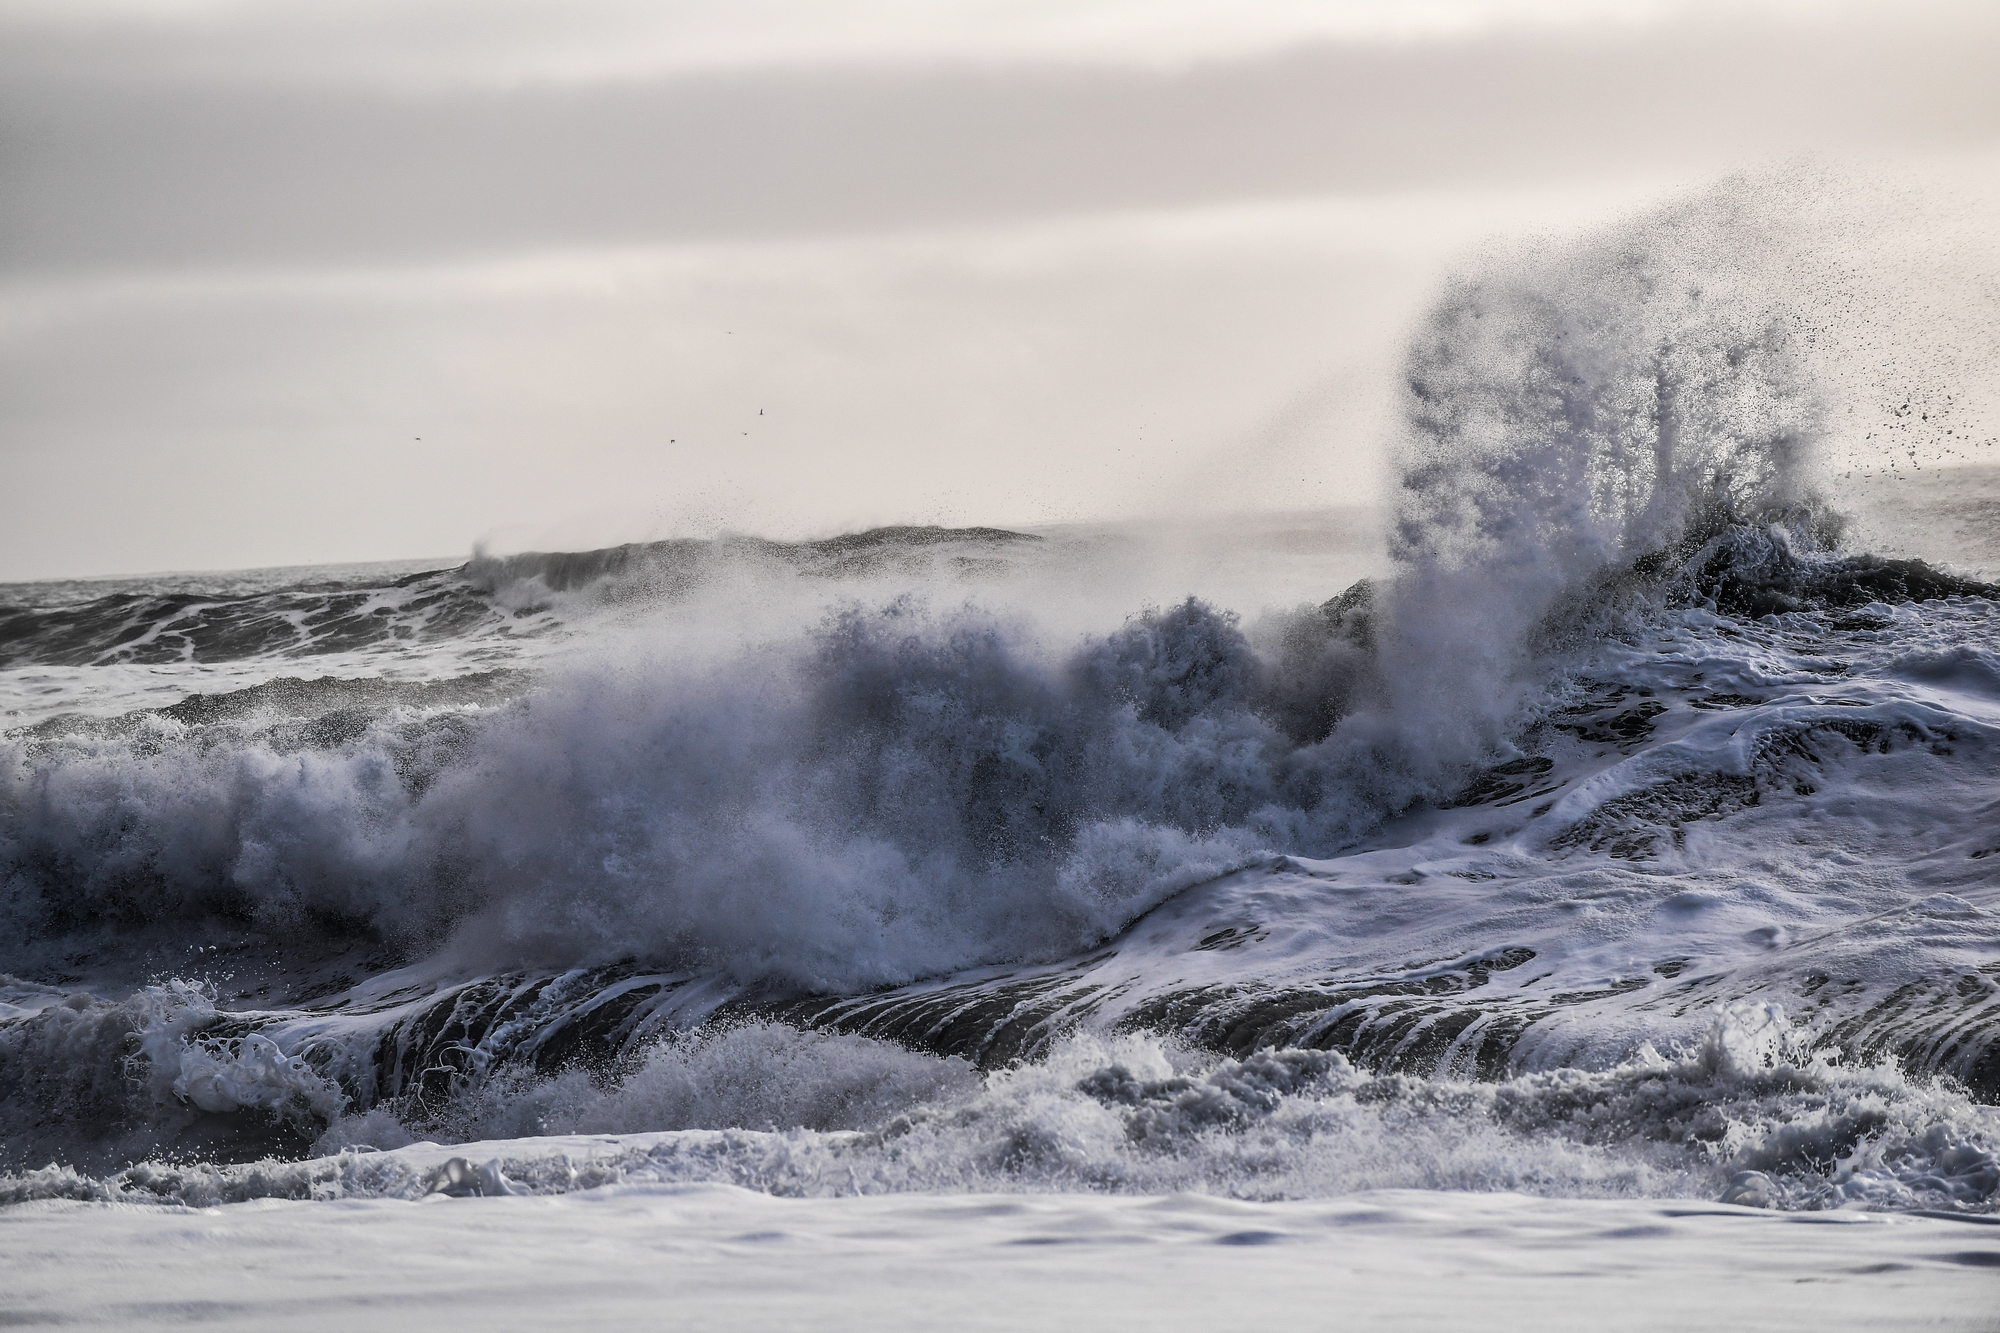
[2,180,1997,1221]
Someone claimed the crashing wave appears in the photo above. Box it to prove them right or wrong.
[3,183,1997,1208]
[3,1011,1993,1214]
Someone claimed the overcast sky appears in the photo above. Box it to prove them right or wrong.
[3,0,1997,579]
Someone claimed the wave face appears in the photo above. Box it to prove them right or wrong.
[3,185,1998,1217]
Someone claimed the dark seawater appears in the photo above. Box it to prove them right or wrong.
[3,190,1997,1218]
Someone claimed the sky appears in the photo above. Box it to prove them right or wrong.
[2,0,1998,579]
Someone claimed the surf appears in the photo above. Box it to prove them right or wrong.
[2,181,1996,1220]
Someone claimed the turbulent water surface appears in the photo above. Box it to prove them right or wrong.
[3,195,1998,1306]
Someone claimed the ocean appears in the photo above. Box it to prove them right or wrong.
[3,196,1998,1329]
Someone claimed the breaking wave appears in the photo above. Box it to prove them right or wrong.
[5,1009,1994,1214]
[3,180,1997,1212]
[1,187,1904,991]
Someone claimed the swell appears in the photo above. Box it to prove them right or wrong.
[461,525,1043,597]
[0,526,1043,670]
[0,567,490,670]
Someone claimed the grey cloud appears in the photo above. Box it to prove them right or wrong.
[5,21,1997,275]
